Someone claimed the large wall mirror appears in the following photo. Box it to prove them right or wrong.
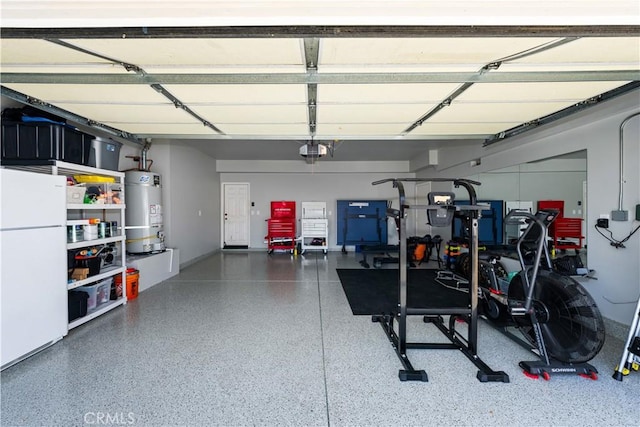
[453,149,587,249]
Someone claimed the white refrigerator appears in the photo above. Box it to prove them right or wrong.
[1,168,68,370]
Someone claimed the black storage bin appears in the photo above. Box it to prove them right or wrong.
[68,290,89,322]
[1,121,91,166]
[75,256,102,276]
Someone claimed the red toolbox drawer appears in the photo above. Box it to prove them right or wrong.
[266,218,296,253]
[268,218,295,233]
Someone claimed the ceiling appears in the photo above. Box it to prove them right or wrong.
[1,26,639,162]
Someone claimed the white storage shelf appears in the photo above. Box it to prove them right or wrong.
[5,160,128,331]
[67,265,125,291]
[64,164,127,330]
[68,299,123,330]
[67,235,124,250]
[300,218,328,254]
[67,203,125,211]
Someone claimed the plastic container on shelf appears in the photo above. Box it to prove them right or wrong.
[67,224,83,243]
[82,182,123,205]
[109,221,119,237]
[97,222,110,239]
[66,185,86,204]
[78,278,112,311]
[88,138,122,171]
[83,224,99,241]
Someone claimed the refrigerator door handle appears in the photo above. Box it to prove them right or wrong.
[0,225,64,232]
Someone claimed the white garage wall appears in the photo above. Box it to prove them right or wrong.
[166,144,220,263]
[119,147,418,261]
[418,90,640,325]
[119,142,221,265]
[219,170,416,249]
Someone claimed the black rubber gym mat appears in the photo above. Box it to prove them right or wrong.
[337,268,469,315]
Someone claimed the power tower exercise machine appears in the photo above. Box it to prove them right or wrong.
[371,178,509,383]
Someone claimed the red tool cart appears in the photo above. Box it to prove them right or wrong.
[266,201,296,254]
[552,217,584,251]
[537,200,584,252]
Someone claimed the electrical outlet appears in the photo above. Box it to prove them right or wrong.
[636,204,640,221]
[596,218,609,228]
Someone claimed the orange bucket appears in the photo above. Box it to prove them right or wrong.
[115,268,139,300]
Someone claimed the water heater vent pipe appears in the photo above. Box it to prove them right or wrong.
[141,139,152,171]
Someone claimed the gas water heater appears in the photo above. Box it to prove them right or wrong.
[125,171,165,254]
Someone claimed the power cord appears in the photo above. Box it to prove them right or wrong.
[595,222,640,249]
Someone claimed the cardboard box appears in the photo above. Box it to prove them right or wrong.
[71,268,89,281]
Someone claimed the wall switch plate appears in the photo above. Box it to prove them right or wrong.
[611,210,629,221]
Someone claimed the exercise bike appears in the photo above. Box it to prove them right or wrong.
[474,209,605,380]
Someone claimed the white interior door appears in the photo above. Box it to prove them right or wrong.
[223,183,250,248]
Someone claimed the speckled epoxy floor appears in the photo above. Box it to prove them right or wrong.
[1,251,639,426]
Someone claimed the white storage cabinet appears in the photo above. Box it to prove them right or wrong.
[300,202,328,254]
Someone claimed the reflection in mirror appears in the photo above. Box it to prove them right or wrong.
[455,150,587,260]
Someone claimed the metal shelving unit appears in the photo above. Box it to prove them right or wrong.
[64,162,127,329]
[3,160,127,330]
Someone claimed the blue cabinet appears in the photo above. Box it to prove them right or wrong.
[336,200,388,247]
